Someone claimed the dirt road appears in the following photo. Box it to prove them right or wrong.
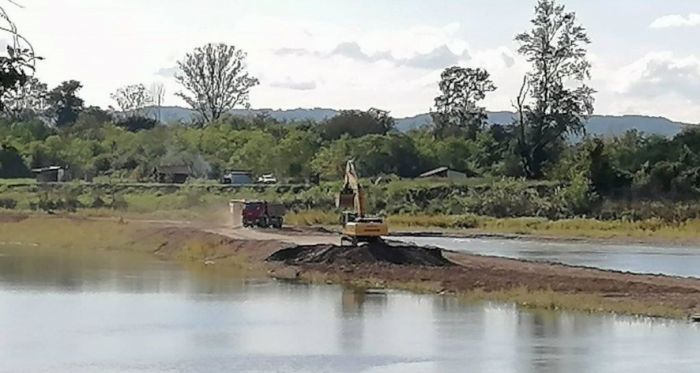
[206,226,339,246]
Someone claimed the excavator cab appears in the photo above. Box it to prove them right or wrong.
[337,160,389,246]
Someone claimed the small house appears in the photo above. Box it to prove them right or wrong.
[222,171,254,185]
[32,166,67,183]
[418,167,467,181]
[154,165,190,184]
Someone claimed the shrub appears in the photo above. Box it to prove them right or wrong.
[554,170,598,217]
[0,198,17,209]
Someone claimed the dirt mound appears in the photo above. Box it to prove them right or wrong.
[267,241,452,267]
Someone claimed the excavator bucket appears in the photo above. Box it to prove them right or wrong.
[336,189,355,209]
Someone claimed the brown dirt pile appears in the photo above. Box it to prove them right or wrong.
[267,241,452,267]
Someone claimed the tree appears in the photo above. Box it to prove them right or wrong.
[67,106,113,140]
[227,131,277,174]
[116,116,157,132]
[110,84,152,115]
[432,66,496,139]
[1,77,48,120]
[175,43,259,123]
[47,80,84,127]
[320,109,395,140]
[0,2,40,112]
[368,108,395,134]
[513,0,595,178]
[274,129,320,178]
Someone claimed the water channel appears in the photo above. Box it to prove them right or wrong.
[398,236,700,278]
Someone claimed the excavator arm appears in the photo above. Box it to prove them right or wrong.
[337,160,365,217]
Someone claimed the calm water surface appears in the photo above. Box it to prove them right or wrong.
[398,236,700,278]
[1,245,699,373]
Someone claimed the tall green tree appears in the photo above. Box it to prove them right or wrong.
[175,43,259,123]
[47,80,84,127]
[320,108,395,140]
[514,0,595,178]
[432,66,496,140]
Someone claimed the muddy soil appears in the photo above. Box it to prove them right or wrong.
[267,241,451,267]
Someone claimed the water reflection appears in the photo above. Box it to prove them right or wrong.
[1,245,700,372]
[338,288,389,353]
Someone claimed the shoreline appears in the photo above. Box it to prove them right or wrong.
[2,214,700,319]
[298,224,700,249]
[390,230,700,248]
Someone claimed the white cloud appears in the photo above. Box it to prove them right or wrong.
[650,13,700,29]
[613,52,700,99]
[273,42,468,70]
[155,66,178,78]
[269,78,317,91]
[401,45,468,69]
[595,52,700,122]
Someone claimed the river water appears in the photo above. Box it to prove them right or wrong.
[397,236,700,278]
[1,245,700,373]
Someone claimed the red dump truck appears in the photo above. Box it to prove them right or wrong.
[229,200,285,229]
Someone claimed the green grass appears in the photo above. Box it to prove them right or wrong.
[285,210,338,226]
[477,217,700,241]
[298,272,685,319]
[0,215,256,267]
[0,178,35,186]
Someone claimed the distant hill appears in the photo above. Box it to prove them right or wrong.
[156,106,337,124]
[154,106,692,138]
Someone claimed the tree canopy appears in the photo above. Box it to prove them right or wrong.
[175,43,259,123]
[47,80,85,128]
[432,66,496,140]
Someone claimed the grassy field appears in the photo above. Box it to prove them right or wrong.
[0,215,269,271]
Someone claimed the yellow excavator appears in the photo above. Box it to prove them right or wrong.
[337,160,389,246]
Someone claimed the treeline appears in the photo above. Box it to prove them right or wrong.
[0,109,501,180]
[1,109,699,195]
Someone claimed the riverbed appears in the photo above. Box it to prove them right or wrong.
[1,245,699,373]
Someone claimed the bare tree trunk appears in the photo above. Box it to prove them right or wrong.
[150,82,166,122]
[515,76,533,177]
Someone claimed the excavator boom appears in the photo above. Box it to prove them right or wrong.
[337,160,365,217]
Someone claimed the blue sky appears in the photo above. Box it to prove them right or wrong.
[10,0,700,122]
